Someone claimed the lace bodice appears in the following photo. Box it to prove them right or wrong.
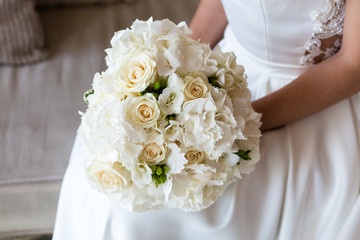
[221,0,345,66]
[301,0,345,65]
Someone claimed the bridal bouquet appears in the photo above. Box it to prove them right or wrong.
[79,18,261,212]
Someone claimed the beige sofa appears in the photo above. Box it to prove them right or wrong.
[0,0,198,237]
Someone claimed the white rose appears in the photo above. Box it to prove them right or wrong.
[158,73,184,114]
[87,162,130,194]
[116,49,157,93]
[185,150,205,165]
[139,142,166,165]
[125,93,160,128]
[183,71,211,101]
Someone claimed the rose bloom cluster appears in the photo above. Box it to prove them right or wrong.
[79,18,261,212]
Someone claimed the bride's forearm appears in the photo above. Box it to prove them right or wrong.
[188,0,227,48]
[252,52,360,131]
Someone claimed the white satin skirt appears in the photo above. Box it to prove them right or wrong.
[53,26,360,240]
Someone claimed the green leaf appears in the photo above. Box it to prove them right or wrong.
[235,149,252,161]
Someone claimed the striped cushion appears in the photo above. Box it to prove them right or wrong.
[0,0,48,66]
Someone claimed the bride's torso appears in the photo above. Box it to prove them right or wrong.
[221,0,345,65]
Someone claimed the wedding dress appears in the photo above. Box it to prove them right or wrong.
[53,0,360,239]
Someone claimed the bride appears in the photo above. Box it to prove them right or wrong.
[53,0,360,239]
